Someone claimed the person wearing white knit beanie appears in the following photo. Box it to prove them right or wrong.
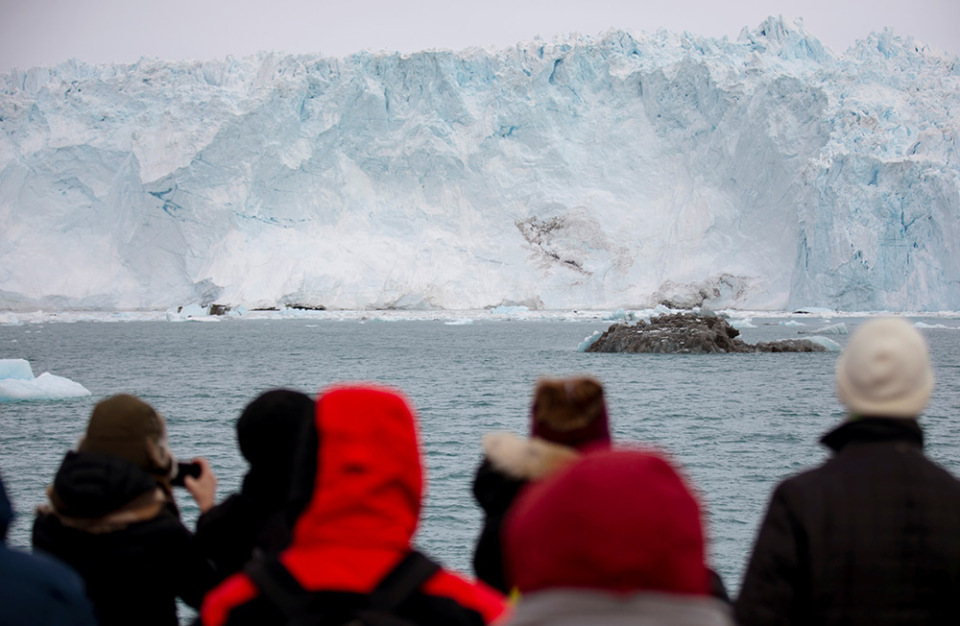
[736,318,960,626]
[835,317,935,419]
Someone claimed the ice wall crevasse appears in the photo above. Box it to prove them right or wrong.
[0,18,958,311]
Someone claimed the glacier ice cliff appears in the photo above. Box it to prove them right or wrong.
[1,17,958,312]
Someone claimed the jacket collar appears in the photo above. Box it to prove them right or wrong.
[820,417,924,453]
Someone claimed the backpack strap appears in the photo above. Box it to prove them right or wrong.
[368,551,441,611]
[244,550,441,626]
[244,555,315,625]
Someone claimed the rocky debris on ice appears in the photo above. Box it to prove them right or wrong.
[586,313,828,354]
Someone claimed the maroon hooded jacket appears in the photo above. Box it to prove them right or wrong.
[200,384,507,626]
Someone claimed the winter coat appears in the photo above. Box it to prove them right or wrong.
[0,471,97,626]
[195,492,290,582]
[199,384,508,626]
[505,589,733,626]
[32,450,217,626]
[472,433,580,593]
[735,418,960,626]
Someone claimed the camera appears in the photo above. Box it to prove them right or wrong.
[170,461,202,487]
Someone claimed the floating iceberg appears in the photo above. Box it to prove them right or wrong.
[0,359,91,402]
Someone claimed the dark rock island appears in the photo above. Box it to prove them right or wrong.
[586,313,828,354]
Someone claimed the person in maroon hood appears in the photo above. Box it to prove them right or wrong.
[502,448,734,626]
[199,383,508,626]
[472,376,612,592]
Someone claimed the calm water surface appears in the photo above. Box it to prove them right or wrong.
[2,316,959,600]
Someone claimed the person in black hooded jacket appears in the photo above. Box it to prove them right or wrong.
[32,394,218,626]
[0,470,97,626]
[735,318,960,626]
[194,389,314,580]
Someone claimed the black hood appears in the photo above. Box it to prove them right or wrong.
[51,450,159,519]
[236,389,315,510]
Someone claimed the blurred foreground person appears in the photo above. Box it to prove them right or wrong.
[473,376,611,592]
[199,383,508,626]
[32,394,218,626]
[736,318,960,625]
[196,388,314,580]
[502,448,733,626]
[0,470,97,626]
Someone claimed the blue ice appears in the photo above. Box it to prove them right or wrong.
[0,359,91,402]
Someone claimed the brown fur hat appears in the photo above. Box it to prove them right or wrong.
[530,377,611,449]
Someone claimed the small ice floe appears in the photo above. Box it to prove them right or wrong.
[603,308,637,322]
[577,330,603,352]
[811,322,848,335]
[804,336,843,351]
[444,319,475,326]
[779,320,807,327]
[914,321,954,329]
[0,359,91,402]
[728,317,756,330]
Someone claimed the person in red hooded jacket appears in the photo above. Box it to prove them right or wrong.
[198,383,508,626]
[502,448,733,626]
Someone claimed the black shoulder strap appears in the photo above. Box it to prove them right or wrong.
[368,551,441,611]
[244,556,314,624]
[244,551,441,626]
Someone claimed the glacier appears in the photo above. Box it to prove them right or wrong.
[1,17,958,313]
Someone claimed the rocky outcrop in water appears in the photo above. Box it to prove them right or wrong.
[586,313,828,354]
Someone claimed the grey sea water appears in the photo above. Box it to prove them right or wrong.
[2,316,959,600]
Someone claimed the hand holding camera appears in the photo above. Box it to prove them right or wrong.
[176,457,217,514]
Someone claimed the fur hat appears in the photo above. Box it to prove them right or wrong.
[529,377,611,449]
[504,448,708,595]
[78,394,174,477]
[835,318,935,419]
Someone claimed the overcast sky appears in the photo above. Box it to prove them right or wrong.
[1,0,957,73]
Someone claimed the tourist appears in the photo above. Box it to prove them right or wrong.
[0,470,97,626]
[195,388,314,580]
[32,394,218,626]
[198,383,508,626]
[472,376,612,593]
[501,448,734,625]
[735,317,960,625]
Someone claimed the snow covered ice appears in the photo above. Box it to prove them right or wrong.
[0,359,91,401]
[1,17,958,313]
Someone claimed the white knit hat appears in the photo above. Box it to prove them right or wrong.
[835,318,935,418]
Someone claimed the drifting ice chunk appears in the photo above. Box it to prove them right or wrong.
[0,359,91,402]
[0,359,35,380]
[804,336,843,351]
[577,330,603,352]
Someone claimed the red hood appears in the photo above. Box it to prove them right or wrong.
[285,384,424,587]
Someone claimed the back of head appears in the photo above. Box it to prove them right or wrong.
[287,384,424,550]
[237,389,315,504]
[530,376,611,449]
[78,394,173,477]
[504,448,708,596]
[835,318,934,419]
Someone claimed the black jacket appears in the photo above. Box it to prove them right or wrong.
[735,418,960,626]
[32,451,217,626]
[472,457,535,593]
[1,471,97,626]
[195,492,290,581]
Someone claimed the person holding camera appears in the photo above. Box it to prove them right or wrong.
[32,394,218,626]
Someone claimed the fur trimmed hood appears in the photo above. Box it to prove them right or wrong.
[482,432,581,481]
